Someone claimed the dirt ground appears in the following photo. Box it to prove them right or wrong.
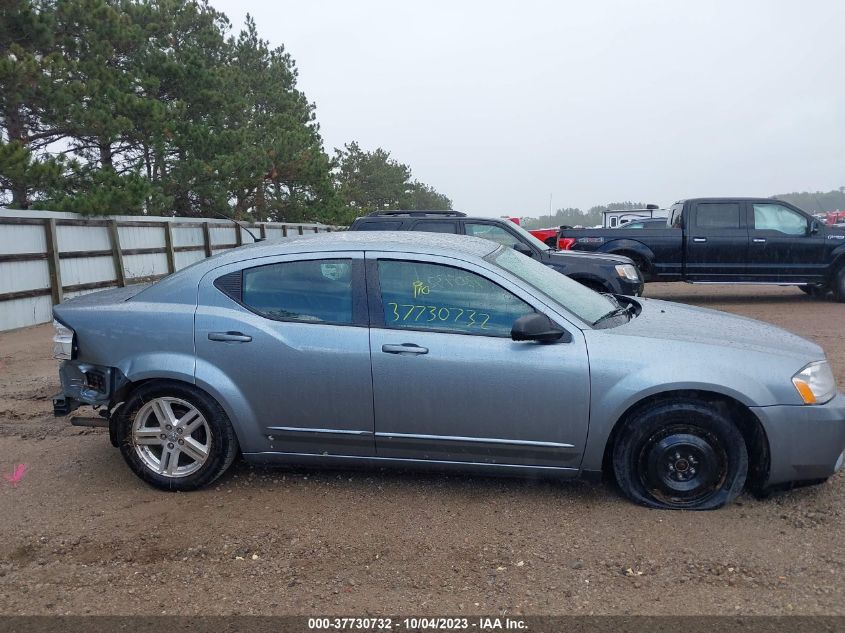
[0,283,843,616]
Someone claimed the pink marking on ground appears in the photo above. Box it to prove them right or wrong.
[4,463,28,487]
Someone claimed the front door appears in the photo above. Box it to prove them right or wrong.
[746,202,827,281]
[366,253,590,471]
[194,252,375,456]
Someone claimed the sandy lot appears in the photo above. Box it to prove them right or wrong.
[0,283,843,616]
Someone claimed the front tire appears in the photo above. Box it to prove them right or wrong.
[612,400,748,510]
[114,381,239,491]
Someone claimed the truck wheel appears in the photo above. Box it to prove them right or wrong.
[612,400,747,510]
[114,381,239,491]
[832,266,845,302]
[799,284,828,298]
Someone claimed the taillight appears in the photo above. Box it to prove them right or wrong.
[52,319,76,360]
[558,237,576,250]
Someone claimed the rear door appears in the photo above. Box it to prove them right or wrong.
[746,202,827,281]
[684,201,749,279]
[194,252,375,456]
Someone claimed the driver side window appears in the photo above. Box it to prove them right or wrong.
[377,260,534,337]
[753,204,808,236]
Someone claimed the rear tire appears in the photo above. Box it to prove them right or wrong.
[832,266,845,303]
[612,400,748,510]
[800,284,829,298]
[114,381,239,491]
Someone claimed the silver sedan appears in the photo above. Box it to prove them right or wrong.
[52,232,845,509]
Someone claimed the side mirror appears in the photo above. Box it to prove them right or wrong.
[511,313,570,343]
[513,242,534,257]
[810,220,820,235]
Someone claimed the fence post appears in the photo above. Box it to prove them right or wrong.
[43,218,63,304]
[163,221,176,273]
[235,224,243,247]
[298,225,304,236]
[108,220,126,287]
[202,222,212,257]
[282,225,288,238]
[313,226,319,234]
[259,223,267,240]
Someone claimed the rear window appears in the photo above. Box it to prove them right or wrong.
[695,203,741,229]
[357,220,403,231]
[410,221,457,234]
[241,259,353,324]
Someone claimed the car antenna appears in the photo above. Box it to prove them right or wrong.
[210,211,264,242]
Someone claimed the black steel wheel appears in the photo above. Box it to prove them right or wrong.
[612,400,748,510]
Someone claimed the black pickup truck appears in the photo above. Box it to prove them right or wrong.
[560,197,845,301]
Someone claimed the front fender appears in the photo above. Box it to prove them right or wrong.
[579,335,796,471]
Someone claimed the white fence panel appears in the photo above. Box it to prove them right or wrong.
[0,224,45,254]
[123,253,169,278]
[57,224,110,253]
[0,295,53,331]
[60,255,115,287]
[0,209,339,332]
[119,224,165,250]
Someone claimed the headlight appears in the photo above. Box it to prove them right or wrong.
[52,319,75,360]
[792,361,836,405]
[615,264,640,281]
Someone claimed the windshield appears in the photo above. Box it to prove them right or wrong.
[488,247,616,325]
[508,222,551,251]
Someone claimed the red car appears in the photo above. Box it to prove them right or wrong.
[505,218,560,248]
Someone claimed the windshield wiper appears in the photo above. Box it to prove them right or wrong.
[592,302,635,327]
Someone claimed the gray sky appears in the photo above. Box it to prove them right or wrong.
[212,0,845,217]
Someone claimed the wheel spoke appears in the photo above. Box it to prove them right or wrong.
[135,435,162,446]
[180,437,208,463]
[151,399,177,427]
[134,427,163,444]
[180,410,203,435]
[158,448,179,475]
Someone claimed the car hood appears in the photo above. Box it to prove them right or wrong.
[546,249,632,265]
[609,297,823,361]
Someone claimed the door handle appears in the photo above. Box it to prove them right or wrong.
[208,331,252,343]
[382,343,428,355]
[692,237,707,243]
[752,238,767,243]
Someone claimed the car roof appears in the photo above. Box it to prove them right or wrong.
[364,210,467,218]
[137,231,502,302]
[677,197,785,204]
[197,231,498,269]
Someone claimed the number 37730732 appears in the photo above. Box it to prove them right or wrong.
[386,302,491,329]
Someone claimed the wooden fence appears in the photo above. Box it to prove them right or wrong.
[0,213,337,332]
